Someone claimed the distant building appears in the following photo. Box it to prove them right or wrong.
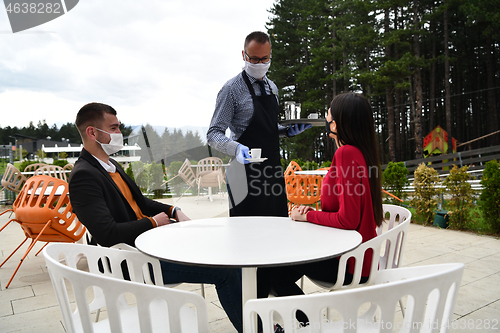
[41,143,142,167]
[9,133,141,168]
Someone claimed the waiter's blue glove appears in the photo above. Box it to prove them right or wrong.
[287,123,312,137]
[236,144,251,164]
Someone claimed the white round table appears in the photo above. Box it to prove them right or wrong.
[295,170,328,176]
[135,216,362,331]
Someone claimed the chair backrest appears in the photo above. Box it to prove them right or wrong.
[245,263,464,333]
[377,204,411,270]
[196,157,223,176]
[23,163,47,173]
[286,174,323,206]
[1,163,27,193]
[178,158,197,186]
[14,175,85,243]
[284,161,302,192]
[62,163,74,171]
[323,204,411,290]
[43,243,209,333]
[33,164,68,181]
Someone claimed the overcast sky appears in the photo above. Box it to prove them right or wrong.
[0,0,276,131]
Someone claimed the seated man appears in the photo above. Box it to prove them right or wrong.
[69,102,242,332]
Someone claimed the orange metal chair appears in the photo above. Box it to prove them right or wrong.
[284,161,302,198]
[284,161,324,213]
[287,174,323,212]
[0,175,86,288]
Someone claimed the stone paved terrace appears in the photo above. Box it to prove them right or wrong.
[1,193,499,332]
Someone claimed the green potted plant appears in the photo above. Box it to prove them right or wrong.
[479,160,500,234]
[411,163,441,226]
[442,165,475,230]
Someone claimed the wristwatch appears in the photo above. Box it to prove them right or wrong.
[171,206,181,219]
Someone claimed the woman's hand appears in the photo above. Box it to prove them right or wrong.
[290,205,314,222]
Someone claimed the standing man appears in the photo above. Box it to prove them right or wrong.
[69,102,243,332]
[207,31,310,217]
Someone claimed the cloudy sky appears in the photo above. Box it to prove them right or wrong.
[0,0,276,132]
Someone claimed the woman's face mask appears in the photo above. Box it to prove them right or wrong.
[95,127,123,155]
[325,109,337,138]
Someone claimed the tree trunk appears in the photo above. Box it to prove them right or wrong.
[413,1,424,159]
[444,8,453,153]
[385,8,396,162]
[429,21,436,131]
[486,39,499,146]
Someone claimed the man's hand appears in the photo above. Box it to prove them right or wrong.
[287,123,312,137]
[152,212,171,226]
[175,210,190,222]
[236,144,251,164]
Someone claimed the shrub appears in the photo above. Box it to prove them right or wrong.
[301,160,318,171]
[53,159,69,168]
[442,165,475,230]
[479,160,500,233]
[320,160,332,168]
[411,163,441,225]
[382,162,409,204]
[19,160,43,172]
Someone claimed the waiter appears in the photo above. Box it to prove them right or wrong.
[207,31,311,217]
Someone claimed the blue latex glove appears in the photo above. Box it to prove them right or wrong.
[287,123,312,137]
[236,144,251,164]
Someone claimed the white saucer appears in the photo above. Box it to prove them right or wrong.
[245,157,268,163]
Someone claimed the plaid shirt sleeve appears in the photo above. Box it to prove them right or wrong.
[207,72,282,156]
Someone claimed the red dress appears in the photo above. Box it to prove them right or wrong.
[307,144,378,276]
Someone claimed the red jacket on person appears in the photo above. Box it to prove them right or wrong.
[307,144,378,277]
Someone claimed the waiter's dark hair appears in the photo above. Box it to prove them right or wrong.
[330,93,383,227]
[244,31,271,50]
[75,102,117,135]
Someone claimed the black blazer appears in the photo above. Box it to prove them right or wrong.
[69,148,173,247]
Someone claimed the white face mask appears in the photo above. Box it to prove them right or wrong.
[243,60,271,79]
[95,128,123,155]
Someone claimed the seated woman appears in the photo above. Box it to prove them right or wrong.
[257,92,384,326]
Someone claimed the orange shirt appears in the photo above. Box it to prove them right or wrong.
[108,172,157,227]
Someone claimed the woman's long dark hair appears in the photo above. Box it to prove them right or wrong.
[330,93,383,226]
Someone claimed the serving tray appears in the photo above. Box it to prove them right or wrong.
[279,118,325,127]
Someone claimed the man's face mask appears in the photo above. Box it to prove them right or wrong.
[95,127,123,155]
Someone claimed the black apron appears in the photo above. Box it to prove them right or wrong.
[227,71,288,217]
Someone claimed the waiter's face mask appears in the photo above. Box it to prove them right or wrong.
[243,51,271,79]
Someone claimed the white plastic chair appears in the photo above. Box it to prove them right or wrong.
[111,242,205,298]
[196,157,224,201]
[43,243,209,333]
[245,263,464,333]
[164,158,197,202]
[33,164,68,181]
[308,204,411,290]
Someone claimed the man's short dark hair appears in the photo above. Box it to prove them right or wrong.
[75,102,117,134]
[244,31,271,51]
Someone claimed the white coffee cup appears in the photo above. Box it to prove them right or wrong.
[248,148,262,159]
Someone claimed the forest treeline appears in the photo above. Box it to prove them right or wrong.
[2,0,499,166]
[0,121,222,165]
[269,0,499,164]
